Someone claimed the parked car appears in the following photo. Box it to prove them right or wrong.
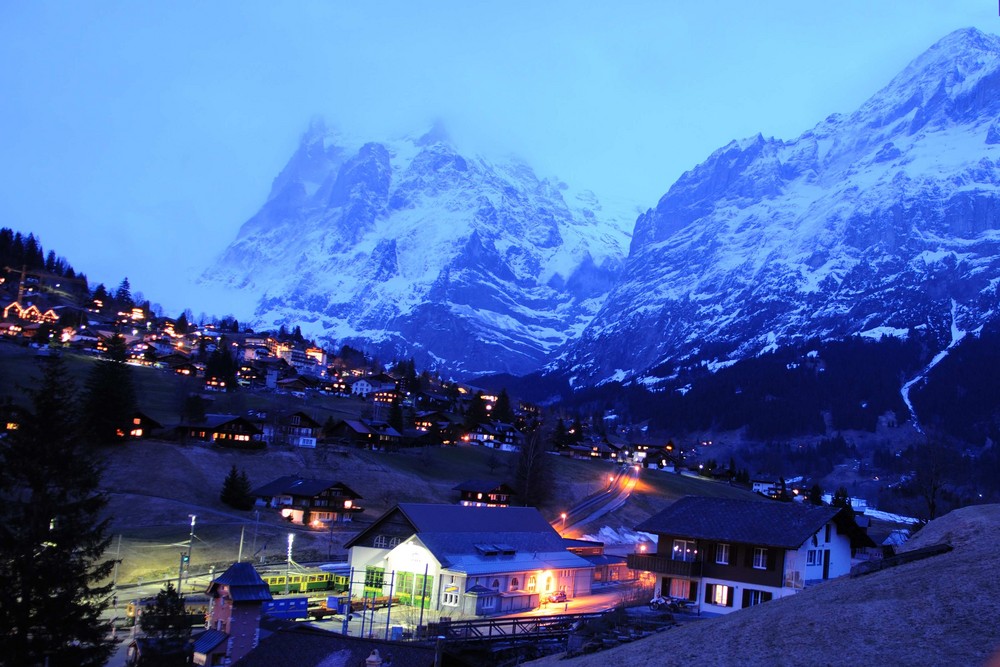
[547,590,567,603]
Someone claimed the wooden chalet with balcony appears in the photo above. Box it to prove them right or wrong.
[251,475,364,527]
[453,480,516,507]
[258,410,322,448]
[177,414,263,447]
[628,496,874,615]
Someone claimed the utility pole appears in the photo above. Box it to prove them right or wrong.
[285,533,294,594]
[186,515,197,585]
[177,552,189,594]
[111,534,122,638]
[252,510,260,560]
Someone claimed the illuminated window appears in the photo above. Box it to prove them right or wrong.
[510,578,519,590]
[707,583,732,607]
[668,578,691,599]
[526,575,536,592]
[130,429,143,437]
[672,539,697,562]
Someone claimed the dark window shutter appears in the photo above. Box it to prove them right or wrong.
[762,591,773,603]
[742,589,750,608]
[744,546,753,567]
[709,543,716,561]
[705,583,713,602]
[663,577,672,595]
[766,549,775,571]
[688,580,697,601]
[726,587,734,607]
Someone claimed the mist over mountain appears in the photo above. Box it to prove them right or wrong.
[205,28,1000,398]
[202,120,636,376]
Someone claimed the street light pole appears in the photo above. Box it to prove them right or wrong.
[285,533,294,594]
[186,514,197,586]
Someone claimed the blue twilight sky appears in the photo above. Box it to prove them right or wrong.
[0,1,996,318]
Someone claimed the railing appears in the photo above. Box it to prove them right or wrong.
[626,553,703,578]
[423,612,607,643]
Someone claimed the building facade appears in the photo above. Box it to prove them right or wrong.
[628,496,873,616]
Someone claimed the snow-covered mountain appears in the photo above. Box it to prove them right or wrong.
[203,121,636,376]
[559,27,1000,387]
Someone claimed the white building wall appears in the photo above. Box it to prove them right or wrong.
[791,521,853,583]
[699,576,790,616]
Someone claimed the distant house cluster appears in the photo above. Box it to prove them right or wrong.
[1,265,540,452]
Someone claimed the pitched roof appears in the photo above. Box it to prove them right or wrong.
[192,629,228,655]
[232,625,434,667]
[398,503,553,533]
[452,479,511,493]
[345,504,595,575]
[251,475,363,500]
[206,562,273,602]
[635,496,842,549]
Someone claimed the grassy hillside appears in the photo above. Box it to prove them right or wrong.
[1,340,759,583]
[97,437,756,584]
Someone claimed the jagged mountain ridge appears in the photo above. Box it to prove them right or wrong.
[205,121,636,376]
[559,27,1000,387]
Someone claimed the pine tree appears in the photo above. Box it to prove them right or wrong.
[464,391,490,428]
[115,277,134,310]
[515,429,551,507]
[82,334,137,444]
[0,356,115,666]
[220,466,253,511]
[139,582,191,664]
[550,418,568,450]
[493,389,514,424]
[388,397,405,433]
[140,582,190,643]
[831,486,851,509]
[808,484,824,505]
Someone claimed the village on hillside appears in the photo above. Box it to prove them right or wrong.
[0,242,955,667]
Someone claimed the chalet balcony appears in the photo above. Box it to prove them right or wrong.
[627,553,703,578]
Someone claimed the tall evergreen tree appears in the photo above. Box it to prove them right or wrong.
[205,344,237,390]
[831,486,852,509]
[464,391,490,428]
[0,356,115,666]
[139,582,191,665]
[388,397,405,433]
[515,429,551,507]
[115,277,134,310]
[220,465,253,511]
[493,389,514,424]
[82,334,137,444]
[140,582,190,644]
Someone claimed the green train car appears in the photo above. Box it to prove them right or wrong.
[263,571,348,595]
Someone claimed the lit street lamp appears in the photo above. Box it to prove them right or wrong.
[185,515,196,586]
[560,512,567,533]
[285,533,294,594]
